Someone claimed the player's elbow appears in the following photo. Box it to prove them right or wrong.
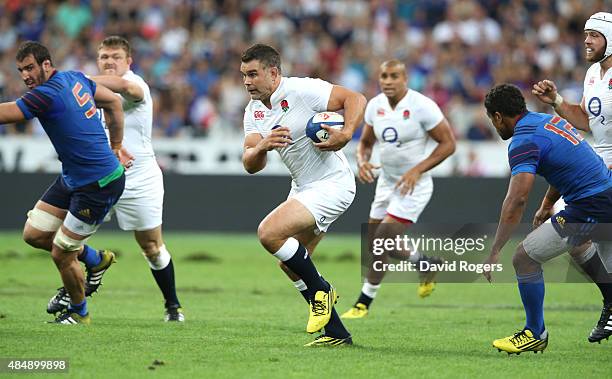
[505,194,528,209]
[444,137,456,156]
[353,92,367,108]
[244,165,260,174]
[242,157,261,174]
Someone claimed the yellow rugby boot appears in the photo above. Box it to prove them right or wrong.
[341,303,368,319]
[493,329,548,355]
[306,287,338,334]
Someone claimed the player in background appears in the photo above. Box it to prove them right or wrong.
[532,12,612,343]
[240,44,366,346]
[47,36,184,322]
[482,84,612,354]
[2,41,129,324]
[341,60,455,319]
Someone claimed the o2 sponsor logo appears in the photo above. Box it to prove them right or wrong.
[381,127,398,143]
[588,97,601,117]
[254,110,265,120]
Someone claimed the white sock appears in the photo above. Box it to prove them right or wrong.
[361,280,381,299]
[273,238,299,261]
[293,279,307,292]
[144,244,171,270]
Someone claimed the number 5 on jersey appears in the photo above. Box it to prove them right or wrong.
[72,82,97,119]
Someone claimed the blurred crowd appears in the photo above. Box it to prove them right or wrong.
[0,0,607,141]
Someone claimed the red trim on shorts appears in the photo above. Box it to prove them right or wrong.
[386,212,414,225]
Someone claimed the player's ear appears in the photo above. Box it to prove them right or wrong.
[127,56,133,67]
[42,59,52,72]
[270,66,280,80]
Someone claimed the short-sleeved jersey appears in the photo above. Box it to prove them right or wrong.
[364,89,444,179]
[508,111,612,202]
[583,63,612,164]
[243,77,352,186]
[16,70,119,188]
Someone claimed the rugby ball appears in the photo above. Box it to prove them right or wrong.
[306,112,344,143]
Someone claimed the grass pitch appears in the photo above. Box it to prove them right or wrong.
[0,231,610,378]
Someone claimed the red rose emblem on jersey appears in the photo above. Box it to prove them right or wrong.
[377,108,385,116]
[280,99,289,112]
[608,78,612,90]
[403,110,410,120]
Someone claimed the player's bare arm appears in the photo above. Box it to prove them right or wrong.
[91,75,144,102]
[242,128,292,174]
[533,185,561,228]
[0,102,26,124]
[483,172,535,282]
[314,85,366,151]
[395,119,456,195]
[532,80,590,131]
[356,123,380,183]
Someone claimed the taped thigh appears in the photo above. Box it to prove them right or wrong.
[26,208,63,232]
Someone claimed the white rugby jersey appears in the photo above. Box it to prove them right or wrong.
[364,89,444,179]
[243,77,353,186]
[583,63,612,165]
[119,70,155,162]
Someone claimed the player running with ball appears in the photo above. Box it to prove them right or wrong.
[240,44,366,347]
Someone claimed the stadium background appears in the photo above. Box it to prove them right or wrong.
[1,0,605,228]
[1,1,611,377]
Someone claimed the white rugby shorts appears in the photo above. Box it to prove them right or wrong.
[369,173,433,222]
[288,174,356,234]
[106,159,164,231]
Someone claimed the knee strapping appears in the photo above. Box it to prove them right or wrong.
[26,208,63,232]
[143,244,171,270]
[53,228,87,252]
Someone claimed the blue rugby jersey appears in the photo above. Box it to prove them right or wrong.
[508,111,612,202]
[16,70,120,188]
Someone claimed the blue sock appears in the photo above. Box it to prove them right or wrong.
[517,271,545,336]
[78,245,101,269]
[68,299,88,317]
[281,244,329,293]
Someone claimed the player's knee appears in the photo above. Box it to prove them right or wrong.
[53,228,86,253]
[141,240,162,259]
[257,221,279,251]
[23,208,62,249]
[512,244,539,272]
[22,228,53,250]
[143,244,171,270]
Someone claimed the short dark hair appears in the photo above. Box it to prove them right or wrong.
[484,84,527,117]
[241,44,281,72]
[99,36,132,57]
[16,41,53,66]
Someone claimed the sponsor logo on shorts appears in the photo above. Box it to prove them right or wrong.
[78,209,91,218]
[555,215,565,228]
[319,216,326,223]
